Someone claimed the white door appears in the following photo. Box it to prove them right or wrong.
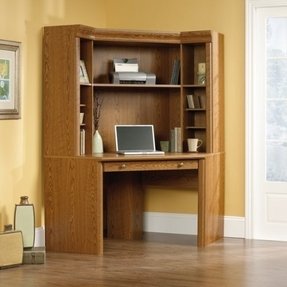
[247,2,287,241]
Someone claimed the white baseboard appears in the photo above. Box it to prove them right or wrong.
[223,215,245,238]
[37,214,245,245]
[143,212,245,238]
[35,226,45,247]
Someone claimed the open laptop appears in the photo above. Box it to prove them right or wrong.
[115,125,165,155]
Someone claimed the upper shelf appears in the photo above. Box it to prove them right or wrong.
[94,83,180,88]
[80,83,207,89]
[80,83,182,89]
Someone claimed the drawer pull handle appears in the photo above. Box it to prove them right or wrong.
[120,164,127,169]
[178,162,184,168]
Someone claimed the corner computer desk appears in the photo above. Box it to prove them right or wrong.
[44,152,224,255]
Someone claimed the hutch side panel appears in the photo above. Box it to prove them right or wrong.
[43,26,79,156]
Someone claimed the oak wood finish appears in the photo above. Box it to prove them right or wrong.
[1,237,287,287]
[43,25,224,255]
[198,153,224,246]
[44,157,103,254]
[43,25,223,155]
[103,159,198,172]
[44,154,223,253]
[43,27,79,156]
[105,172,143,240]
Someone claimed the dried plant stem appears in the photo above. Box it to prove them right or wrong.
[93,93,103,133]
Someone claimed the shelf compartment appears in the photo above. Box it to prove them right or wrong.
[181,43,211,86]
[95,89,180,152]
[80,85,93,154]
[93,44,180,85]
[184,87,206,110]
[184,129,207,153]
[80,39,93,85]
[186,110,206,127]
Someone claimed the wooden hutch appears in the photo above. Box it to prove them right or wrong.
[43,25,224,255]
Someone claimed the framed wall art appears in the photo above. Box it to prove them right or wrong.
[0,40,21,119]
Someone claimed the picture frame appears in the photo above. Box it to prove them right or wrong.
[0,40,21,119]
[79,60,90,84]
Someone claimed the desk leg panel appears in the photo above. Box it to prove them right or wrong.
[105,173,143,240]
[44,157,103,255]
[198,153,224,247]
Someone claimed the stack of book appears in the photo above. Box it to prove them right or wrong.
[170,127,182,152]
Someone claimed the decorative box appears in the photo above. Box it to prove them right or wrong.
[23,247,46,264]
[0,230,23,269]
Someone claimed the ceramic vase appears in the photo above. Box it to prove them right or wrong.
[14,196,35,248]
[93,130,103,153]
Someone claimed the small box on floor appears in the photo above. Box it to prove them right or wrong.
[23,247,46,264]
[0,230,23,269]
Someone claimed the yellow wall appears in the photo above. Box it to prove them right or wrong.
[0,0,107,229]
[104,0,245,216]
[0,0,245,230]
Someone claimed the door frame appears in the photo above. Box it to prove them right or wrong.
[245,0,287,239]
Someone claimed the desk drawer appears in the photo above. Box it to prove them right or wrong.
[103,160,198,172]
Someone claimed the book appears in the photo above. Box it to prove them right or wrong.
[199,95,206,109]
[187,94,195,109]
[174,128,178,152]
[80,129,85,155]
[170,129,175,152]
[170,59,180,84]
[193,95,201,109]
[170,127,182,152]
[175,127,182,152]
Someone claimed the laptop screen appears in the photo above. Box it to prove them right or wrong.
[115,125,156,152]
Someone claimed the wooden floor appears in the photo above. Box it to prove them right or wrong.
[1,233,287,287]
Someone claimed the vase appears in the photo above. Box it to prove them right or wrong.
[14,196,35,248]
[93,130,103,153]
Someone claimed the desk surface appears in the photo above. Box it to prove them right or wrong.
[79,152,214,161]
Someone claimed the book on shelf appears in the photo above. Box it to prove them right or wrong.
[187,94,195,109]
[193,95,200,109]
[175,127,182,152]
[199,95,206,109]
[170,129,175,152]
[170,59,180,85]
[170,127,182,152]
[80,129,85,155]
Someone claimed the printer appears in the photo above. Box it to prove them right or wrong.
[111,72,156,85]
[111,58,156,85]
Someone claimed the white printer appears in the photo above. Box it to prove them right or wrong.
[111,72,156,84]
[111,58,156,85]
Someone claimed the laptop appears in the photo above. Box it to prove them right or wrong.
[115,125,165,155]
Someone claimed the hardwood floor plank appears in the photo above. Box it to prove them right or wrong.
[1,235,287,287]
